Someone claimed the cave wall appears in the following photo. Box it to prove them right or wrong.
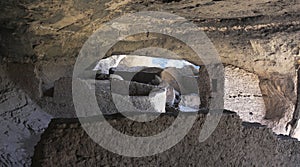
[0,64,52,166]
[1,0,299,112]
[0,0,300,166]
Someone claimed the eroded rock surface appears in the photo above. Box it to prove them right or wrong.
[32,113,300,166]
[1,0,300,165]
[224,66,294,136]
[224,66,266,122]
[0,65,52,167]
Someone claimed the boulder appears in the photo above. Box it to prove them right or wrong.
[112,86,166,113]
[110,66,163,85]
[111,78,157,96]
[73,78,168,114]
[161,67,199,94]
[179,94,201,112]
[93,55,126,74]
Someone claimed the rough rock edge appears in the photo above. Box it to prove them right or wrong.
[31,111,300,166]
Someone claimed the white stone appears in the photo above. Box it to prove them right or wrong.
[112,87,166,113]
[161,68,199,94]
[93,55,126,74]
[149,87,167,113]
[109,74,124,80]
[179,94,200,112]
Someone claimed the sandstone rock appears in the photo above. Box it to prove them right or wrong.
[224,66,266,123]
[165,85,176,106]
[32,113,300,166]
[109,74,124,80]
[198,66,210,110]
[149,87,167,113]
[110,66,163,84]
[111,78,157,96]
[161,67,199,94]
[118,55,154,68]
[94,55,126,74]
[178,65,199,76]
[7,63,41,100]
[0,65,52,167]
[95,80,118,115]
[37,63,73,96]
[109,65,146,73]
[179,94,200,112]
[51,77,168,116]
[223,66,294,136]
[113,86,166,113]
[0,1,300,165]
[53,77,73,104]
[73,78,168,115]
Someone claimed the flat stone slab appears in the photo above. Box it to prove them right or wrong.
[110,67,163,84]
[62,78,169,115]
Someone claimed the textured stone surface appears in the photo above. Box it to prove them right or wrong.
[0,0,298,122]
[37,62,73,96]
[52,77,169,115]
[94,55,126,74]
[111,78,157,96]
[1,0,300,165]
[32,113,300,166]
[49,65,296,137]
[224,65,294,136]
[0,64,52,167]
[161,67,199,94]
[1,0,299,63]
[112,86,167,113]
[111,67,163,84]
[224,66,266,121]
[6,63,42,100]
[179,94,200,112]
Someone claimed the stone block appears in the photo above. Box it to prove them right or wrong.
[179,94,200,112]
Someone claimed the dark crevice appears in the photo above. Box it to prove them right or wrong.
[43,87,54,97]
[287,67,300,136]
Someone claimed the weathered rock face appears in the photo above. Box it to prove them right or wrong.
[1,0,299,63]
[224,66,294,136]
[161,67,199,94]
[179,94,200,112]
[1,0,298,115]
[224,66,265,122]
[93,55,126,74]
[53,77,169,115]
[112,82,167,113]
[32,113,300,167]
[110,66,163,84]
[40,63,296,137]
[111,78,157,96]
[0,64,52,167]
[1,0,300,165]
